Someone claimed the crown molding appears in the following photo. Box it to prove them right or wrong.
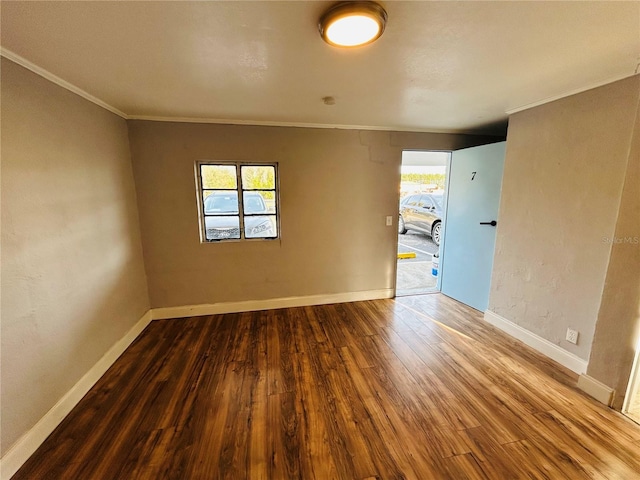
[126,114,487,135]
[0,46,484,134]
[0,47,499,134]
[1,47,128,119]
[11,46,633,132]
[506,72,638,115]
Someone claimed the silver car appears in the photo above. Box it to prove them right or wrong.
[203,191,275,240]
[398,193,443,245]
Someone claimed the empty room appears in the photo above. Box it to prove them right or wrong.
[2,1,640,479]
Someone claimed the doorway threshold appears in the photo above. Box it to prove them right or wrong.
[396,260,438,297]
[396,288,439,297]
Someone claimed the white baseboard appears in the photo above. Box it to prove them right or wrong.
[483,310,588,375]
[577,374,615,406]
[0,310,153,480]
[151,289,395,320]
[1,290,392,478]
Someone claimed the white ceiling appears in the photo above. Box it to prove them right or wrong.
[2,1,639,135]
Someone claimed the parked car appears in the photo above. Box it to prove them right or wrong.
[398,193,443,245]
[203,191,275,240]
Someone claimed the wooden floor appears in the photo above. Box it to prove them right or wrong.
[15,294,640,479]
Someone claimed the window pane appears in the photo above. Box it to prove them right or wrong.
[241,166,275,190]
[243,191,276,214]
[203,191,239,214]
[419,196,432,208]
[198,162,279,243]
[204,216,240,241]
[201,165,237,189]
[244,215,277,239]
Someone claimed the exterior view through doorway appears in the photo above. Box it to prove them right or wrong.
[395,151,450,297]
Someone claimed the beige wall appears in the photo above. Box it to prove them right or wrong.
[488,75,640,362]
[128,121,499,308]
[1,59,150,454]
[588,88,640,408]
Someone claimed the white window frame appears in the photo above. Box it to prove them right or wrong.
[195,161,280,243]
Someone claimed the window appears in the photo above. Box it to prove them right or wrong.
[419,195,434,209]
[407,195,420,207]
[197,162,279,242]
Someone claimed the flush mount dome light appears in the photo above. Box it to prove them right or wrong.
[319,1,388,47]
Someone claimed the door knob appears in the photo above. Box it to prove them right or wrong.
[480,221,497,226]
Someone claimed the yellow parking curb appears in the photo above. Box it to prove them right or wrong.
[397,252,417,259]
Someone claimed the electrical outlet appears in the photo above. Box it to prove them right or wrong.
[566,328,579,345]
[386,215,393,226]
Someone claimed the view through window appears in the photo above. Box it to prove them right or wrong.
[197,162,279,241]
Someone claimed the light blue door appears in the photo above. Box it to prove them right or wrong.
[440,142,506,311]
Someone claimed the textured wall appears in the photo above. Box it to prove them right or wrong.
[1,59,150,454]
[487,75,640,361]
[588,81,640,407]
[127,121,498,308]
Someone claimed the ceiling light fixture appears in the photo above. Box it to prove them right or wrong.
[319,1,388,48]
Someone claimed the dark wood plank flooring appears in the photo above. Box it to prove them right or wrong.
[14,294,640,479]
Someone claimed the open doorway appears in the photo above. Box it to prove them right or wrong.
[395,151,450,297]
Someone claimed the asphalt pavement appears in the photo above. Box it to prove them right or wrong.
[396,232,439,296]
[397,232,439,262]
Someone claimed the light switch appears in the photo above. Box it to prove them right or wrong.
[386,215,393,226]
